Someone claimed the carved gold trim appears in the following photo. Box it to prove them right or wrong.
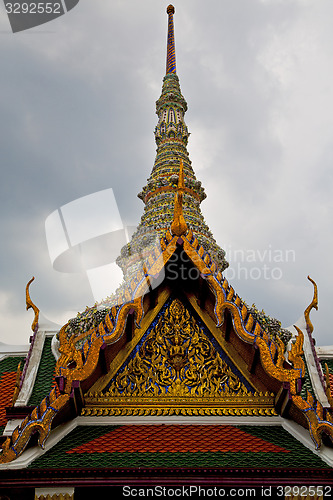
[26,277,39,333]
[82,396,278,417]
[56,297,145,393]
[291,393,333,450]
[89,288,172,394]
[0,387,69,464]
[186,294,268,394]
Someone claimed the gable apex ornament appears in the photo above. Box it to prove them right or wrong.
[170,159,188,236]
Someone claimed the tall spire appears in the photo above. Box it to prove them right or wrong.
[166,5,176,74]
[116,6,228,280]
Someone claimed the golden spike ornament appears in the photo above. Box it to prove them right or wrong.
[170,159,188,236]
[11,361,22,405]
[325,363,333,407]
[304,275,318,334]
[26,276,39,333]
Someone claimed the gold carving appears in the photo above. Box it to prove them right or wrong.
[84,299,276,415]
[291,393,333,450]
[0,388,69,464]
[56,297,145,393]
[107,299,247,398]
[82,403,277,417]
[26,276,39,332]
[170,159,188,236]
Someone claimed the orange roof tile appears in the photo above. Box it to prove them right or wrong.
[0,371,17,426]
[66,425,290,454]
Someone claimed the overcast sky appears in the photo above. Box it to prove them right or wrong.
[0,0,332,347]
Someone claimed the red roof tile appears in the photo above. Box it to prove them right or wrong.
[67,425,290,454]
[0,371,17,426]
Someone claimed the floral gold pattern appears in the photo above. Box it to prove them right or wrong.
[106,299,248,398]
[84,299,277,416]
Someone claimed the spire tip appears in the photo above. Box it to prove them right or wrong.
[166,4,176,74]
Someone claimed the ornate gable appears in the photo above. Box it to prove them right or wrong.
[83,298,276,417]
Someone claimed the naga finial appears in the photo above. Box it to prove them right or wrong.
[304,275,318,334]
[166,4,176,74]
[171,159,188,236]
[26,277,39,333]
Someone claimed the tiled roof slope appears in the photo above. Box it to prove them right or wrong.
[0,356,25,433]
[29,425,329,469]
[28,337,56,406]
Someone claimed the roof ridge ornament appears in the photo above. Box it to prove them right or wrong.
[170,159,188,236]
[304,275,318,334]
[26,276,39,333]
[166,5,176,74]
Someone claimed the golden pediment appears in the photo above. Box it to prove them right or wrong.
[83,299,276,416]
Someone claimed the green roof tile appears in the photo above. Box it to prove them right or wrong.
[0,356,25,375]
[28,337,56,406]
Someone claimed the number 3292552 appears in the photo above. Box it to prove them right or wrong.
[5,3,61,14]
[277,485,331,497]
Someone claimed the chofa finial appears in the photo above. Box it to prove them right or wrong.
[26,276,39,333]
[304,275,318,334]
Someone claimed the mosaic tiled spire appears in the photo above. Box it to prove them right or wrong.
[166,5,176,74]
[117,5,228,279]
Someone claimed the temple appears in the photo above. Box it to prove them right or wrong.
[0,6,333,498]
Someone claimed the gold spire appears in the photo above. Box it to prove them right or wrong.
[171,159,188,236]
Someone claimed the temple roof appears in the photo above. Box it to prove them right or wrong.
[0,5,333,487]
[26,424,330,470]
